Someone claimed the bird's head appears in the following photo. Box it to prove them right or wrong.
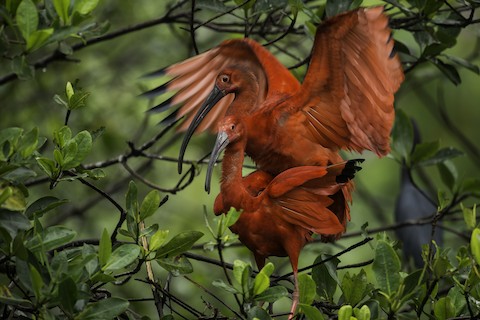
[178,66,256,174]
[215,66,257,95]
[205,116,246,193]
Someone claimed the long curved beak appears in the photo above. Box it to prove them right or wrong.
[205,130,229,194]
[178,85,226,174]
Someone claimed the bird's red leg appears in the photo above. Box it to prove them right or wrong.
[290,267,299,320]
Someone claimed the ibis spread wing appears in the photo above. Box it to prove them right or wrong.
[298,7,404,155]
[144,39,300,133]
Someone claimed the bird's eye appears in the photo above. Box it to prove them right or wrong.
[221,75,229,83]
[231,124,235,130]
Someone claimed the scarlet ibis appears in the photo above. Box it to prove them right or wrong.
[143,6,403,175]
[209,116,363,318]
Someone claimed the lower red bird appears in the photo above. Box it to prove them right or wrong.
[209,116,363,317]
[213,162,362,318]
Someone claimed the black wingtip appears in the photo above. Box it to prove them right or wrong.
[140,81,171,100]
[140,67,167,79]
[148,96,176,114]
[336,159,364,183]
[157,110,183,127]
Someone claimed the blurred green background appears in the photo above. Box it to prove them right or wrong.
[1,0,479,317]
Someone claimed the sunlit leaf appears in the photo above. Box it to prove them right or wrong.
[98,228,111,267]
[434,296,456,320]
[26,28,53,52]
[73,0,99,15]
[139,190,160,221]
[471,228,480,265]
[16,0,38,39]
[253,272,269,296]
[338,305,353,320]
[354,305,371,320]
[53,0,71,25]
[298,274,316,305]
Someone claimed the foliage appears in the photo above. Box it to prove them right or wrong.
[1,0,480,319]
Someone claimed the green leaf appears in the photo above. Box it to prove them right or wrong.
[139,190,160,221]
[391,109,414,162]
[411,141,440,165]
[433,59,461,85]
[471,228,480,266]
[25,196,68,220]
[53,0,71,25]
[73,0,99,15]
[437,161,457,191]
[418,145,463,164]
[16,0,38,39]
[254,286,288,303]
[76,297,129,320]
[259,262,274,277]
[0,210,31,238]
[68,91,91,110]
[18,127,38,158]
[372,239,401,296]
[312,254,339,300]
[98,228,111,266]
[299,274,316,305]
[341,269,369,306]
[434,296,456,320]
[26,28,53,51]
[67,130,92,167]
[326,0,353,17]
[66,81,74,100]
[299,303,325,320]
[0,295,33,308]
[212,279,239,294]
[0,187,13,206]
[233,259,249,285]
[155,231,203,258]
[461,203,476,230]
[444,55,480,74]
[26,226,76,252]
[59,276,77,313]
[126,181,138,220]
[354,305,371,320]
[11,55,34,80]
[253,272,269,296]
[29,264,43,300]
[1,186,26,211]
[338,305,353,320]
[156,256,193,276]
[149,229,169,251]
[54,126,72,148]
[247,306,271,320]
[103,244,140,271]
[36,157,56,177]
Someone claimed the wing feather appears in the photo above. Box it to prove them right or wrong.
[298,6,404,155]
[146,39,300,133]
